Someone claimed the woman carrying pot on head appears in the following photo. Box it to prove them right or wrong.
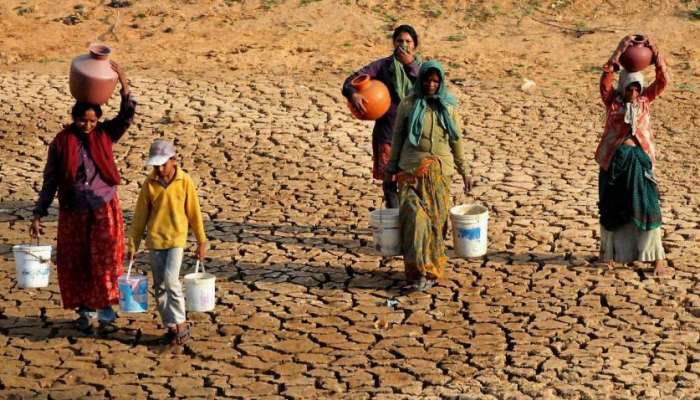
[29,62,136,334]
[595,35,669,275]
[386,60,471,291]
[342,24,422,208]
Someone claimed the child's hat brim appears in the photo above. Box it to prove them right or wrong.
[147,155,171,166]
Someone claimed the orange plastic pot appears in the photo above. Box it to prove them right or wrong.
[619,34,653,73]
[347,75,391,121]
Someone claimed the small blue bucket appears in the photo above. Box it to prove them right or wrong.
[118,261,148,313]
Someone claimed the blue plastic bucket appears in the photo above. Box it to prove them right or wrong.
[118,261,148,313]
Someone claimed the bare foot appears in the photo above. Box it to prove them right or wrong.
[653,260,668,276]
[607,260,615,271]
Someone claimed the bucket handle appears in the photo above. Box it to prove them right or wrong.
[21,252,50,264]
[15,246,51,264]
[379,195,384,229]
[373,196,384,254]
[18,233,50,263]
[454,189,493,214]
[194,260,205,273]
[126,260,134,279]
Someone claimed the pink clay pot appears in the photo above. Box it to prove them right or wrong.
[619,34,653,72]
[69,44,118,105]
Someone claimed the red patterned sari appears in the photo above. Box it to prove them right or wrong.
[56,195,124,309]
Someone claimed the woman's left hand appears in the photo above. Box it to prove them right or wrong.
[462,174,472,195]
[196,242,206,262]
[646,37,661,64]
[110,61,129,94]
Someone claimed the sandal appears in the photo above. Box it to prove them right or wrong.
[414,277,436,292]
[160,323,191,354]
[97,320,118,336]
[74,316,92,333]
[400,277,436,293]
[156,327,176,345]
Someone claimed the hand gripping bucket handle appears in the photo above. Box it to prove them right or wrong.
[17,249,51,264]
[186,259,215,312]
[16,236,51,264]
[119,259,148,313]
[194,259,205,274]
[18,239,51,264]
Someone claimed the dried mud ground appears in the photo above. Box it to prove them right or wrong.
[1,2,700,400]
[1,69,699,399]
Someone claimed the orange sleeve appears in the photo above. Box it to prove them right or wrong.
[600,61,616,106]
[644,56,669,103]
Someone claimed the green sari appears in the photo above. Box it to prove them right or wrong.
[599,145,662,231]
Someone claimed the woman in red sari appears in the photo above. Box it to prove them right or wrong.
[30,62,135,334]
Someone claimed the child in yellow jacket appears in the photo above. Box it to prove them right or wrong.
[127,139,206,352]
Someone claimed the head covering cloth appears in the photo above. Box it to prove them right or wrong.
[618,70,645,136]
[407,60,460,146]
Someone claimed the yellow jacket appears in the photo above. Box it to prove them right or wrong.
[128,167,206,252]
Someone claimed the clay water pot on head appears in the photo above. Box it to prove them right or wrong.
[69,44,118,105]
[619,34,653,72]
[347,75,391,121]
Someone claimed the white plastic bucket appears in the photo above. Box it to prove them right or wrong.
[118,261,148,313]
[12,244,52,288]
[450,204,489,258]
[185,260,216,312]
[369,208,401,256]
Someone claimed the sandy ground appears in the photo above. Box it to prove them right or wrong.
[1,1,700,82]
[1,1,700,399]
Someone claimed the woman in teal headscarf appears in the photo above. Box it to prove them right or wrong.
[387,60,471,291]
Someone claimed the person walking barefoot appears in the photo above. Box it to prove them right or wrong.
[595,35,670,276]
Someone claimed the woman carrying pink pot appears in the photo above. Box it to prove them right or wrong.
[595,34,669,275]
[30,60,136,335]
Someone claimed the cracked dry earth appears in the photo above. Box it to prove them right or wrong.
[0,71,699,400]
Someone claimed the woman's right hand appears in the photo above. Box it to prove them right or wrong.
[395,46,415,65]
[462,174,473,195]
[351,92,367,114]
[29,216,44,239]
[609,34,634,66]
[126,249,135,263]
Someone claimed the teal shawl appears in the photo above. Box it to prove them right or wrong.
[407,60,459,146]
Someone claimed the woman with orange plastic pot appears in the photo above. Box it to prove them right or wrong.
[342,24,422,208]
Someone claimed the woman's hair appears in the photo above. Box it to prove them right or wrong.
[626,82,642,92]
[393,24,419,48]
[71,102,103,120]
[423,67,441,78]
